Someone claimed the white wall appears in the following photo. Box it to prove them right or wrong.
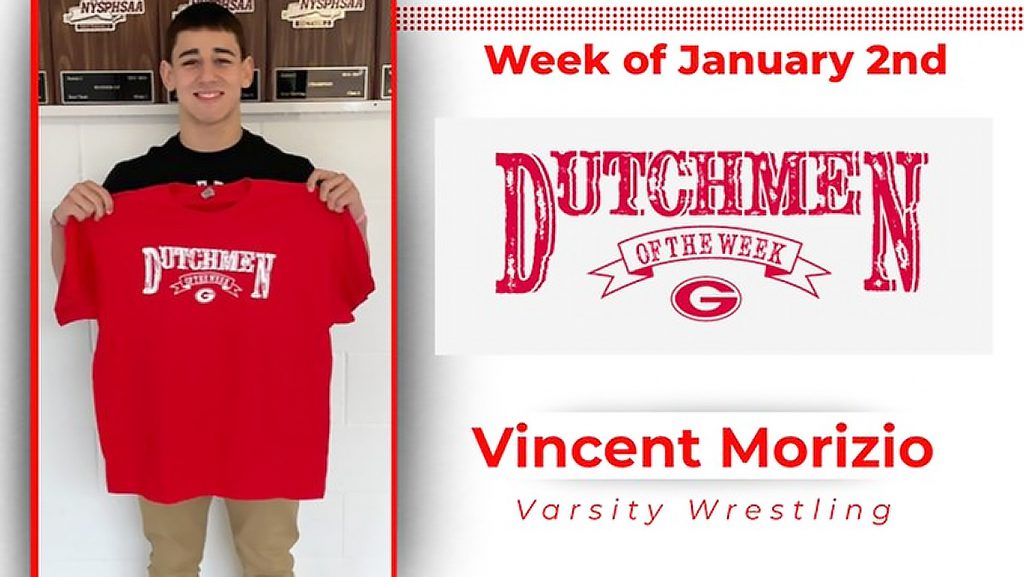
[38,103,391,577]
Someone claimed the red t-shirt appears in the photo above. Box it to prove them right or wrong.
[55,178,374,504]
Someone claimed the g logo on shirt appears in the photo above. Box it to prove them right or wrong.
[671,276,742,322]
[195,287,217,304]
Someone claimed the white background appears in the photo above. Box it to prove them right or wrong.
[36,107,391,576]
[398,1,1022,575]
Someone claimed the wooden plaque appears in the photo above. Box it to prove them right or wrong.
[375,0,389,100]
[39,1,54,104]
[267,0,376,101]
[50,0,160,104]
[159,0,268,102]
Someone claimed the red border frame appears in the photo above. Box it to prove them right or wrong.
[29,3,399,576]
[30,0,40,575]
[389,1,398,575]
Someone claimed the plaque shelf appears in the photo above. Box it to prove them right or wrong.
[39,100,391,118]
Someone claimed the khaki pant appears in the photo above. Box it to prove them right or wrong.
[138,497,300,577]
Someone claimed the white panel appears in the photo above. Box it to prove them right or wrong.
[333,426,390,492]
[39,496,146,563]
[299,557,376,577]
[37,122,108,567]
[342,491,389,561]
[77,119,178,183]
[40,559,146,577]
[330,351,348,417]
[293,491,345,558]
[346,352,390,426]
[331,300,389,354]
[38,124,81,207]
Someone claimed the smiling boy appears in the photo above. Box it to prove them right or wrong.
[49,4,370,577]
[51,3,367,276]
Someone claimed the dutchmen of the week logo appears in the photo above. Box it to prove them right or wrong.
[141,245,277,304]
[495,150,926,321]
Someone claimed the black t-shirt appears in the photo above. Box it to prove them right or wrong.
[103,129,314,193]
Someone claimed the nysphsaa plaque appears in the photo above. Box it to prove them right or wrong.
[51,0,159,104]
[375,0,389,99]
[268,0,376,101]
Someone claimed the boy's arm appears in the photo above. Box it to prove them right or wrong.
[50,180,114,281]
[306,169,369,244]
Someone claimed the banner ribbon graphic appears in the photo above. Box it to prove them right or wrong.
[588,225,830,298]
[170,272,243,297]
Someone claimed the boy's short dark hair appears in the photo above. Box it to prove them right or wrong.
[165,2,249,61]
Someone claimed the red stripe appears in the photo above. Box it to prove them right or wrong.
[389,0,399,575]
[30,1,40,576]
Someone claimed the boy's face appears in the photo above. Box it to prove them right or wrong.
[160,29,253,128]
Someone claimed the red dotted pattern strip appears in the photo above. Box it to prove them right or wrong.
[395,6,1024,32]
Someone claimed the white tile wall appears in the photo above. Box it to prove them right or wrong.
[38,106,391,577]
[346,353,391,426]
[342,491,390,563]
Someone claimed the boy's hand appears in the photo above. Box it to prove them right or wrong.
[306,169,366,219]
[53,180,114,225]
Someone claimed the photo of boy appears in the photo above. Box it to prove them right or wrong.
[40,4,389,576]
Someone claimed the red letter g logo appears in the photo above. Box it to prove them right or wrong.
[671,276,742,322]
